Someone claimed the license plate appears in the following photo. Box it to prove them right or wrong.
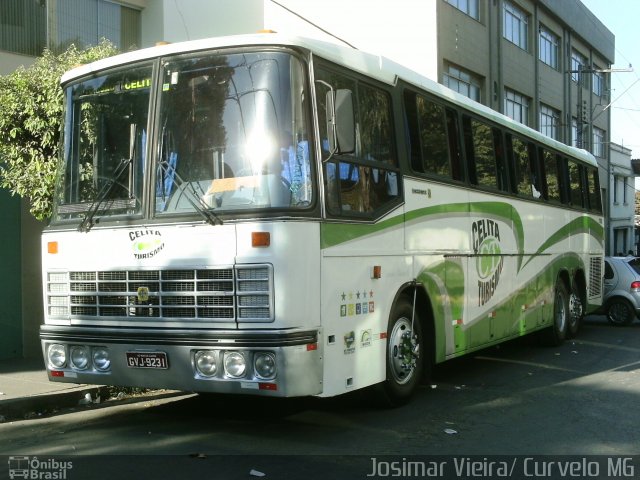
[126,351,169,369]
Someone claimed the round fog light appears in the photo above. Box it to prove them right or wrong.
[92,348,111,371]
[224,351,246,378]
[195,350,218,377]
[48,344,67,369]
[254,352,276,379]
[70,345,90,370]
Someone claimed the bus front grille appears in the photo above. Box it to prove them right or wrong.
[46,266,273,323]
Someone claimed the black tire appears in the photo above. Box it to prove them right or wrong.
[378,297,425,407]
[541,280,569,346]
[606,298,636,326]
[567,282,584,338]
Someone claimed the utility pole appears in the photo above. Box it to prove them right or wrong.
[568,65,633,255]
[568,65,633,150]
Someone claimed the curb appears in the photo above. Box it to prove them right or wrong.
[0,388,188,422]
[0,386,108,422]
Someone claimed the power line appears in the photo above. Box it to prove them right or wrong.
[268,0,358,50]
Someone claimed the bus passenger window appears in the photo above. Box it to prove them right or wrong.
[512,137,537,197]
[416,96,450,177]
[587,167,602,213]
[542,150,561,202]
[568,160,583,207]
[464,117,499,190]
[316,66,400,217]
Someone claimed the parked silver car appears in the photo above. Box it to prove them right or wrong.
[602,256,640,325]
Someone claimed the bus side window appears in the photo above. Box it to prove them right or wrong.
[463,116,499,190]
[317,65,399,216]
[510,136,531,196]
[493,129,508,191]
[587,167,602,213]
[541,149,561,203]
[446,109,464,181]
[416,96,451,178]
[403,91,423,173]
[567,159,583,207]
[404,91,461,182]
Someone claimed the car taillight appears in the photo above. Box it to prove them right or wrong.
[631,281,640,291]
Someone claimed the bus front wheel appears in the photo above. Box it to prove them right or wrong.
[379,297,424,406]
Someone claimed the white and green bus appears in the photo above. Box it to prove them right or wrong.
[41,33,604,404]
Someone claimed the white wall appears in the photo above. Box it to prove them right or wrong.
[264,0,439,79]
[141,0,265,47]
[140,0,439,80]
[609,143,635,255]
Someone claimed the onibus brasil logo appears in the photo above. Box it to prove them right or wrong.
[471,218,504,306]
[8,456,72,479]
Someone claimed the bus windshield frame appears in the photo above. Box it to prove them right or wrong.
[52,47,315,226]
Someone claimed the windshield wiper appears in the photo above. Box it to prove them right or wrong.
[156,158,222,226]
[77,156,134,232]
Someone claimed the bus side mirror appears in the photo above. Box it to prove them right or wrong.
[326,89,355,155]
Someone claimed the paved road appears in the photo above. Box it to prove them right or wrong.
[1,315,639,479]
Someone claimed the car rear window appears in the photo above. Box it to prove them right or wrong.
[628,257,640,274]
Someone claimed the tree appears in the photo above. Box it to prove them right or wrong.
[0,40,119,220]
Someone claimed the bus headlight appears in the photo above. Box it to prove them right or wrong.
[47,344,67,368]
[224,351,246,378]
[195,350,218,377]
[92,348,111,371]
[70,345,90,370]
[254,352,276,379]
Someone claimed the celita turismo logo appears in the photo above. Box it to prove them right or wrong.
[8,456,72,479]
[128,229,165,260]
[471,219,504,307]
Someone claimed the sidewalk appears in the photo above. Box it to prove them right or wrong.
[0,356,107,422]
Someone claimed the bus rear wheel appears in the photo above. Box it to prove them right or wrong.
[379,297,424,406]
[567,282,584,338]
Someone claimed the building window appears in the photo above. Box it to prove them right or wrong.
[592,126,605,157]
[613,175,620,203]
[444,0,479,20]
[571,50,588,84]
[503,1,529,50]
[504,88,530,126]
[0,0,46,56]
[592,68,604,96]
[539,104,560,140]
[443,63,482,102]
[539,25,559,69]
[48,0,141,53]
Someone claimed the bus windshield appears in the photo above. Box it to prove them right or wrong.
[55,64,152,224]
[53,50,313,225]
[155,51,312,215]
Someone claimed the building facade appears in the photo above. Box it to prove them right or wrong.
[0,0,625,359]
[609,143,635,255]
[0,0,144,359]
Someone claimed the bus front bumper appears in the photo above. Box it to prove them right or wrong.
[40,325,323,397]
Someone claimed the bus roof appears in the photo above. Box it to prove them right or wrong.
[62,32,597,168]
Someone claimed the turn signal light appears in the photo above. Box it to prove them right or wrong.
[630,281,640,291]
[48,241,58,254]
[252,232,270,247]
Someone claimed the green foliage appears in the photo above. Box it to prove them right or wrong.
[0,40,119,220]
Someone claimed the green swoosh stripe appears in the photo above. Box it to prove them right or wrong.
[323,201,525,271]
[320,214,405,249]
[521,216,604,270]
